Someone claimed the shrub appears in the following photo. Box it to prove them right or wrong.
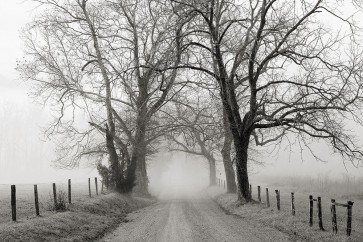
[48,190,68,212]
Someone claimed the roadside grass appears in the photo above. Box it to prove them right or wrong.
[0,192,154,241]
[210,185,363,242]
[0,182,102,224]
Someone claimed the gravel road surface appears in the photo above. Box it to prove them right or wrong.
[100,188,290,242]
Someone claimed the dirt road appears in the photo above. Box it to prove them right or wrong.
[100,188,290,242]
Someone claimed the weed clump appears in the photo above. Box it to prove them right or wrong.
[48,190,68,212]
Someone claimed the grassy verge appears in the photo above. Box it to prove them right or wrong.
[0,193,154,241]
[209,186,361,242]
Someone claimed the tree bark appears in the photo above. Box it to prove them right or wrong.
[130,99,149,196]
[234,134,251,201]
[221,109,237,193]
[105,127,122,191]
[208,156,217,186]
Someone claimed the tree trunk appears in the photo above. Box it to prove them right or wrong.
[105,128,123,191]
[221,109,237,193]
[234,135,251,201]
[208,156,217,186]
[130,107,149,196]
[82,3,122,192]
[134,150,148,195]
[221,146,237,193]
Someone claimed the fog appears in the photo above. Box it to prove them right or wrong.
[1,73,363,188]
[0,0,363,191]
[0,76,98,184]
[148,151,209,199]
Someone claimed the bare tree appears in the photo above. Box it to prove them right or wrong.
[166,93,220,186]
[172,0,363,201]
[165,86,238,191]
[18,0,186,194]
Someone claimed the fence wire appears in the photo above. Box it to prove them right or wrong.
[0,177,103,224]
[216,177,362,238]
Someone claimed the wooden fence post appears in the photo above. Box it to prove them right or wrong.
[68,179,71,204]
[53,183,57,209]
[34,185,40,216]
[275,190,280,210]
[331,199,337,233]
[309,195,313,227]
[317,197,324,231]
[258,186,261,202]
[291,192,295,216]
[250,184,252,198]
[88,178,91,197]
[347,201,354,236]
[266,188,270,207]
[95,177,98,195]
[11,185,16,221]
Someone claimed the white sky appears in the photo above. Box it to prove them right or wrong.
[0,1,99,184]
[0,0,362,186]
[0,0,31,81]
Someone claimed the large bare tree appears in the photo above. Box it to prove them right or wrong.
[172,0,363,201]
[18,0,186,194]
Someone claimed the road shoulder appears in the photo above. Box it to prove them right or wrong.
[209,186,357,242]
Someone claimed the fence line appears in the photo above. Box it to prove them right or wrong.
[0,177,104,222]
[215,180,356,237]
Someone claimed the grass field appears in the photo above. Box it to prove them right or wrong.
[213,177,363,241]
[0,180,102,224]
[0,192,154,241]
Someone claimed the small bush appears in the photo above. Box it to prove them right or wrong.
[48,190,68,212]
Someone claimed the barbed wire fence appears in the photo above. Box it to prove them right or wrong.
[216,177,361,238]
[0,177,105,223]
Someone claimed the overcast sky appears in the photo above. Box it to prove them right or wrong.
[0,0,362,186]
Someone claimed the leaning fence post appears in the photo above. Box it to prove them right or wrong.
[347,201,354,236]
[34,185,40,216]
[291,192,295,216]
[309,195,313,227]
[53,183,57,209]
[258,186,261,202]
[88,178,91,197]
[331,199,337,233]
[317,197,324,230]
[68,179,71,204]
[275,190,280,210]
[266,188,270,207]
[11,185,16,221]
[95,177,98,195]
